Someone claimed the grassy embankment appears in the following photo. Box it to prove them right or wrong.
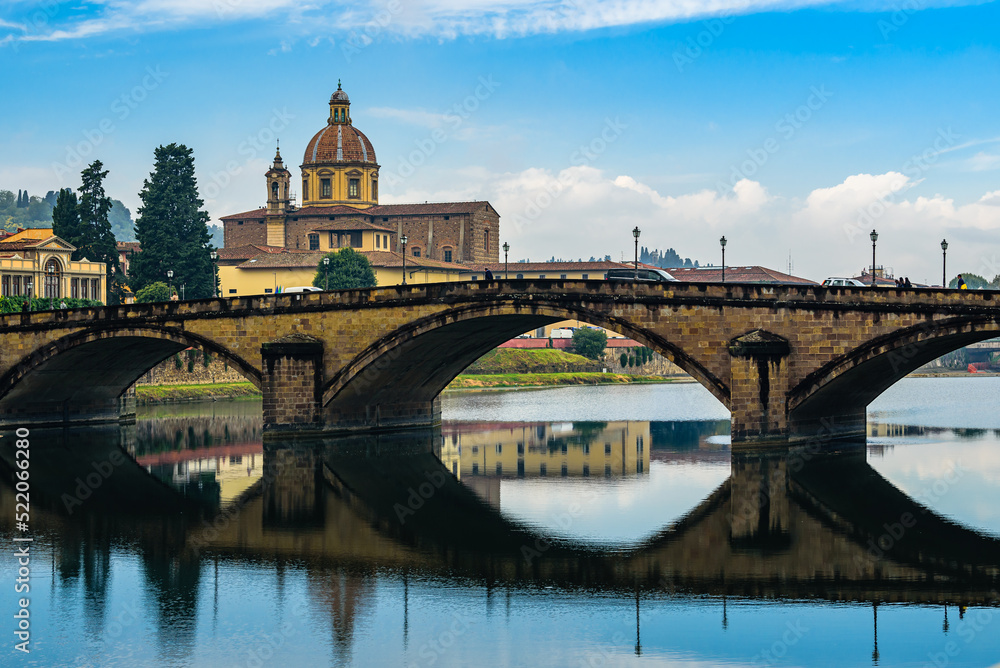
[136,348,679,403]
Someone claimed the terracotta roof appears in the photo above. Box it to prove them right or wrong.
[668,266,818,285]
[367,201,493,217]
[308,220,393,233]
[303,122,376,165]
[481,261,629,272]
[116,241,141,252]
[291,205,373,217]
[219,208,266,221]
[0,227,54,243]
[217,244,291,261]
[360,250,470,271]
[236,252,326,269]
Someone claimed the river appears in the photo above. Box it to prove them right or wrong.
[2,377,998,667]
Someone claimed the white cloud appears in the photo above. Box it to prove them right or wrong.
[3,0,974,43]
[384,165,1000,282]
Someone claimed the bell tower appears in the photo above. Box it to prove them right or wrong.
[265,144,291,247]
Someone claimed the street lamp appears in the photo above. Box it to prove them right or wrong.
[502,242,509,279]
[869,230,878,287]
[323,256,330,291]
[210,251,218,297]
[940,239,948,288]
[401,234,408,285]
[720,235,728,283]
[632,226,640,281]
[167,269,174,299]
[46,264,55,310]
[25,280,32,311]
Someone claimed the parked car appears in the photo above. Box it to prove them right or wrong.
[821,277,866,287]
[607,268,678,283]
[282,286,323,293]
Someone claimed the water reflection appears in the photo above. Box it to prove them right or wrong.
[2,389,1000,667]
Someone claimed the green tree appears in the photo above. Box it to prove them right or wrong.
[51,188,80,248]
[619,352,628,367]
[135,281,172,303]
[571,328,608,360]
[313,248,377,290]
[76,161,121,303]
[130,143,215,299]
[950,273,989,289]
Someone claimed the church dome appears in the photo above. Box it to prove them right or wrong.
[303,123,377,165]
[302,82,376,166]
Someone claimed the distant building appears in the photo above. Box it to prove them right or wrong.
[0,228,106,302]
[220,82,500,267]
[667,265,818,285]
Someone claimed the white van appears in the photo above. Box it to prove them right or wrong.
[821,278,866,287]
[283,286,323,293]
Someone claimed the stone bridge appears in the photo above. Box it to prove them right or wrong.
[1,280,998,446]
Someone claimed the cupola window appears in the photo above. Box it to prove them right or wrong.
[321,178,332,199]
[348,178,360,199]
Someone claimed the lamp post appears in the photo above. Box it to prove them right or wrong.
[323,256,330,291]
[632,226,640,281]
[940,239,948,288]
[25,280,32,311]
[167,269,174,299]
[401,234,408,285]
[502,242,509,280]
[720,235,727,283]
[869,229,878,287]
[210,251,218,297]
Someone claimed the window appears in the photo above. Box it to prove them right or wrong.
[309,234,319,250]
[444,215,449,220]
[383,235,388,248]
[583,464,590,477]
[495,463,503,476]
[539,463,547,477]
[560,274,567,279]
[271,182,278,200]
[375,235,380,249]
[412,248,420,257]
[348,178,360,199]
[443,249,452,263]
[605,465,612,477]
[382,217,388,221]
[1,275,8,296]
[238,220,244,225]
[321,178,332,199]
[228,289,237,294]
[81,279,88,300]
[561,464,568,477]
[91,279,100,301]
[350,231,362,248]
[12,276,20,295]
[303,179,309,200]
[264,288,273,293]
[516,273,524,279]
[582,274,589,279]
[71,278,79,298]
[472,463,479,476]
[44,259,61,299]
[605,443,612,455]
[538,274,546,279]
[496,443,502,454]
[329,232,335,248]
[484,229,490,252]
[372,179,378,200]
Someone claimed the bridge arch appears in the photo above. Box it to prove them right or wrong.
[788,315,1000,430]
[321,300,731,418]
[0,325,261,426]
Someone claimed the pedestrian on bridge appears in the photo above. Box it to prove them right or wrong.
[484,268,494,281]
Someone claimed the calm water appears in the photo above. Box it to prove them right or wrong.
[2,378,999,667]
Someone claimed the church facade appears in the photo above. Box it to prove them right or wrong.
[221,83,500,266]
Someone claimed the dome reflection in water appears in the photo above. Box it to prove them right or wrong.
[1,381,998,667]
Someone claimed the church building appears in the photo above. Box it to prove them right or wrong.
[221,83,500,266]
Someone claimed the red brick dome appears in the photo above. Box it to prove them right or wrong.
[303,123,376,165]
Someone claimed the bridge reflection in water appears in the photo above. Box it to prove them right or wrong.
[2,418,999,664]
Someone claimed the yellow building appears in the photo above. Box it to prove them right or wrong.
[217,244,471,296]
[0,228,106,302]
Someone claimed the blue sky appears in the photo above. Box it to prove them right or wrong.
[2,0,1000,283]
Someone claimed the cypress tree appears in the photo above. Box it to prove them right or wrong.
[21,189,28,207]
[76,162,121,303]
[51,188,81,247]
[16,190,23,208]
[131,143,214,299]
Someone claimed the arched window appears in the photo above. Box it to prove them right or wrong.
[302,179,309,200]
[484,229,490,252]
[271,181,278,200]
[43,258,61,299]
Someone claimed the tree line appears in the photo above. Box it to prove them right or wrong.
[50,143,216,304]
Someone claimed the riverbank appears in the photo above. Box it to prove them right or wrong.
[135,372,686,404]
